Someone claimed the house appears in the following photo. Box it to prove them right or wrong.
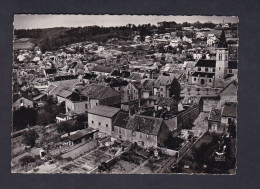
[121,82,142,103]
[207,34,218,46]
[91,65,113,76]
[218,80,238,106]
[112,114,170,148]
[66,128,98,146]
[44,68,57,78]
[208,108,224,133]
[78,83,121,109]
[57,89,73,104]
[13,94,34,110]
[65,92,88,114]
[88,105,121,135]
[221,102,237,125]
[153,75,180,99]
[141,79,155,98]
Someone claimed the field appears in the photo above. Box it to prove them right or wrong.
[13,38,35,50]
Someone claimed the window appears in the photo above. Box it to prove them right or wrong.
[198,67,201,71]
[106,124,108,127]
[119,135,122,139]
[205,68,208,72]
[219,67,221,70]
[194,77,196,81]
[229,69,232,73]
[98,122,101,126]
[119,127,121,133]
[127,90,129,94]
[209,79,212,83]
[96,103,98,106]
[92,121,94,124]
[213,68,215,72]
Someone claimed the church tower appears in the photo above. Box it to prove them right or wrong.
[215,30,228,87]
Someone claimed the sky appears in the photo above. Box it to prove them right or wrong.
[14,15,238,29]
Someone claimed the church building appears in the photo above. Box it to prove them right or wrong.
[190,30,237,88]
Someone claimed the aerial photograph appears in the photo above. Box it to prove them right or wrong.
[12,15,238,174]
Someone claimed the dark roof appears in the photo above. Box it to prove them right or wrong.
[209,109,222,122]
[125,115,165,136]
[109,80,128,87]
[78,83,120,100]
[51,75,78,81]
[224,73,234,80]
[192,72,215,78]
[195,59,216,68]
[228,60,238,69]
[217,30,228,48]
[67,92,88,102]
[83,73,97,80]
[45,68,57,75]
[113,112,130,128]
[221,103,237,118]
[110,69,121,77]
[121,71,131,78]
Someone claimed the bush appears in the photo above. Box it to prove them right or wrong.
[19,155,35,166]
[23,129,39,147]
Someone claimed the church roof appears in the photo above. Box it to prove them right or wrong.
[217,30,228,48]
[195,59,216,68]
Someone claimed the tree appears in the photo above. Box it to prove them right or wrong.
[163,133,184,150]
[170,78,181,101]
[12,107,37,131]
[36,110,53,126]
[57,121,74,135]
[23,129,39,147]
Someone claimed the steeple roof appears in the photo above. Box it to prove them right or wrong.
[217,30,228,48]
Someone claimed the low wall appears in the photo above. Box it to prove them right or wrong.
[61,140,98,159]
[159,147,178,157]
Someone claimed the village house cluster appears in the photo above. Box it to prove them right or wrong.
[12,20,238,174]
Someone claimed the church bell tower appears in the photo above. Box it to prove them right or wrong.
[215,30,228,87]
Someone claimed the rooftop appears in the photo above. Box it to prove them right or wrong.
[88,105,120,117]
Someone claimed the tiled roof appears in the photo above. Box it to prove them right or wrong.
[154,75,174,87]
[57,89,72,98]
[221,103,237,118]
[88,105,120,117]
[195,59,216,68]
[209,109,222,122]
[125,115,164,136]
[128,72,143,81]
[78,83,119,100]
[113,112,130,128]
[142,79,155,91]
[155,97,178,109]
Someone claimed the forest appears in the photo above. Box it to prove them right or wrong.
[14,21,236,53]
